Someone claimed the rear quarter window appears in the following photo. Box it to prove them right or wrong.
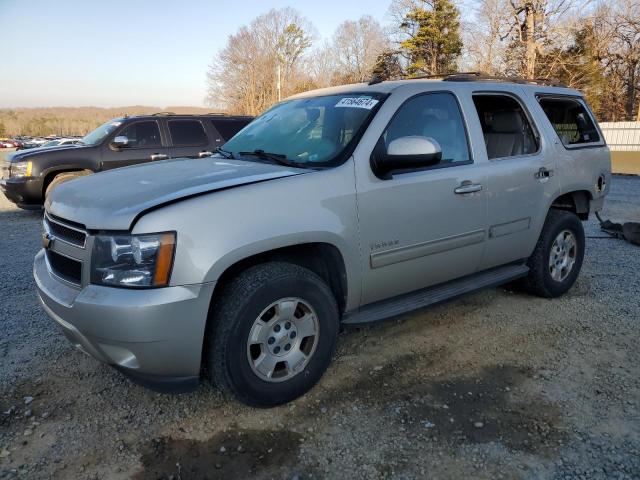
[212,120,250,142]
[538,97,601,147]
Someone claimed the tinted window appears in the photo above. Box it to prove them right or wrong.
[472,95,539,159]
[538,97,600,146]
[119,121,161,148]
[213,120,249,142]
[383,92,470,164]
[168,120,208,146]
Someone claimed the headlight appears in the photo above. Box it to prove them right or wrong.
[10,161,32,178]
[90,232,176,288]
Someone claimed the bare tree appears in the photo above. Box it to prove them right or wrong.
[501,0,581,78]
[606,0,640,119]
[463,0,511,74]
[206,8,315,115]
[305,41,340,88]
[332,16,389,83]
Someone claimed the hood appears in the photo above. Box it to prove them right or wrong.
[8,143,83,161]
[46,157,307,230]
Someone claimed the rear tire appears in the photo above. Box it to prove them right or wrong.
[523,209,585,298]
[206,262,339,407]
[45,171,91,198]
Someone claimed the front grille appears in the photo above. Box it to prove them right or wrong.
[46,250,82,285]
[45,213,87,248]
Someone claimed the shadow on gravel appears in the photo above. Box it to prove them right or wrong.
[135,429,310,480]
[317,356,567,455]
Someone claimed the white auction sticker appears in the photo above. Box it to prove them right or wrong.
[335,97,379,109]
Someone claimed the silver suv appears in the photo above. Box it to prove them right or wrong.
[35,75,611,406]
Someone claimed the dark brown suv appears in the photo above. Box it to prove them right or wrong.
[0,113,252,209]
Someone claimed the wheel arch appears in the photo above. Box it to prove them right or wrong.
[550,189,593,220]
[210,242,348,314]
[42,167,93,197]
[200,241,349,374]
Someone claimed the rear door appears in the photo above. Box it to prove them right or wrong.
[100,120,168,170]
[470,88,559,270]
[166,119,212,159]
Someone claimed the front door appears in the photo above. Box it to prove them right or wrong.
[355,91,488,305]
[101,120,168,170]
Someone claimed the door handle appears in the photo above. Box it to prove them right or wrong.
[454,181,483,194]
[198,151,213,158]
[150,153,168,161]
[535,167,553,179]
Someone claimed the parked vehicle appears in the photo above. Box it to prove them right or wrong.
[16,138,47,150]
[40,138,82,148]
[1,113,252,208]
[34,75,610,406]
[0,139,19,148]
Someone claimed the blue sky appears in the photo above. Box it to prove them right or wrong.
[0,0,392,108]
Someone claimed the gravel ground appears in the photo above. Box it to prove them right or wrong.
[1,175,639,480]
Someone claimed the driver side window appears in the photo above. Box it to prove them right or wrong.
[118,121,161,149]
[383,92,471,165]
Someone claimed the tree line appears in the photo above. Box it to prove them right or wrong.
[206,0,640,122]
[0,106,213,137]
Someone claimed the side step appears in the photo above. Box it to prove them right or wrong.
[342,263,529,326]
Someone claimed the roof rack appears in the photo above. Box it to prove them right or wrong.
[151,112,177,116]
[369,71,566,88]
[441,72,566,87]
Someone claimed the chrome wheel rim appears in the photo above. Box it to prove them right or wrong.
[549,230,577,282]
[247,297,319,383]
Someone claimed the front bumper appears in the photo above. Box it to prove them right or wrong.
[0,177,43,208]
[34,249,216,393]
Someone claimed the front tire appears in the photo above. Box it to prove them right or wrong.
[523,209,585,298]
[207,262,339,407]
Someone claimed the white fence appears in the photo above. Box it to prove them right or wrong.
[600,122,640,151]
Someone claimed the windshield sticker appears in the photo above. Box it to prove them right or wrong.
[335,97,379,110]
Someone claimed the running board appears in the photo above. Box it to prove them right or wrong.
[342,264,529,326]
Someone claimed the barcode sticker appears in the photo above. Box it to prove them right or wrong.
[335,97,379,110]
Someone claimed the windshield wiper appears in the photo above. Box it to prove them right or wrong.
[214,147,235,159]
[239,150,303,168]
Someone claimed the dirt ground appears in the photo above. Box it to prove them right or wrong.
[1,175,639,480]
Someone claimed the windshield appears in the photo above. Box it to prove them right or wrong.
[221,93,385,167]
[42,140,60,147]
[81,119,124,146]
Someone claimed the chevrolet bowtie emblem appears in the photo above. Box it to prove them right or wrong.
[42,232,53,249]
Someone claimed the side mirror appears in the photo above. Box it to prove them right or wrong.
[110,135,129,150]
[372,136,442,179]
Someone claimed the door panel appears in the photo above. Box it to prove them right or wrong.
[354,91,488,306]
[101,120,167,170]
[472,90,559,270]
[356,165,487,304]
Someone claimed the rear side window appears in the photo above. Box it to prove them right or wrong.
[213,120,249,142]
[381,92,471,165]
[538,97,600,146]
[472,94,539,159]
[168,120,208,146]
[119,121,162,148]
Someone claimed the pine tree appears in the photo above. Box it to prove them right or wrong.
[398,0,463,76]
[372,50,404,80]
